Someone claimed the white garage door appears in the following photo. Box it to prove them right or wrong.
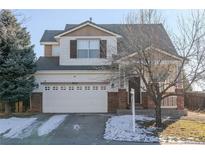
[42,84,108,113]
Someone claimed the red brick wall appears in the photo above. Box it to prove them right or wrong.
[175,89,184,110]
[30,93,42,112]
[142,90,185,110]
[108,89,128,113]
[142,92,155,109]
[118,89,128,109]
[108,92,119,113]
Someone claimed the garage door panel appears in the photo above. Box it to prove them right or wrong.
[43,86,108,113]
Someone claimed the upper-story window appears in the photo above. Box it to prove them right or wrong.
[77,40,100,58]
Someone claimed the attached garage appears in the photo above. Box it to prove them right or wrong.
[42,84,108,113]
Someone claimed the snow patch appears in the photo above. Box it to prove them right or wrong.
[73,124,80,131]
[104,115,158,142]
[38,115,67,136]
[0,117,37,138]
[135,115,155,121]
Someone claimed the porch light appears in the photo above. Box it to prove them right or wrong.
[111,83,115,88]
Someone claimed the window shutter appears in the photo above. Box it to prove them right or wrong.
[70,40,77,58]
[100,40,107,58]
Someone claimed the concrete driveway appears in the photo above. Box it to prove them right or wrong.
[0,114,151,145]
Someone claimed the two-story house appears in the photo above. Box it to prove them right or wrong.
[30,20,183,113]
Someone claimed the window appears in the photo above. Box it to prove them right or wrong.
[60,86,66,90]
[77,40,100,58]
[85,86,90,90]
[45,86,50,91]
[100,86,106,90]
[52,86,58,90]
[93,86,98,90]
[68,86,74,90]
[76,86,82,90]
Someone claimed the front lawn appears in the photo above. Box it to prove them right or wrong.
[104,115,205,144]
[160,119,205,143]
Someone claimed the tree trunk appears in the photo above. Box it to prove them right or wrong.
[155,100,162,127]
[5,102,11,114]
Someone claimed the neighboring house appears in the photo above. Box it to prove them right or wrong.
[30,20,184,113]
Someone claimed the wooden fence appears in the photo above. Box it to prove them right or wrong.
[0,101,27,113]
[161,96,177,108]
[185,92,205,111]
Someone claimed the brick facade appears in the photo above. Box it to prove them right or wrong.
[108,92,119,113]
[142,92,155,109]
[142,89,185,110]
[118,89,128,109]
[108,89,128,113]
[175,88,184,110]
[30,93,42,112]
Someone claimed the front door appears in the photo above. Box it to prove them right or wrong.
[129,77,140,105]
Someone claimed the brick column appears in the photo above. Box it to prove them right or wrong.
[118,89,128,109]
[108,92,119,113]
[142,92,148,109]
[175,88,184,110]
[142,92,155,109]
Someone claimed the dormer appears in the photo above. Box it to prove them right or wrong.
[40,21,121,66]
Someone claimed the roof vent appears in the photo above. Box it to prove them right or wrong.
[89,17,92,22]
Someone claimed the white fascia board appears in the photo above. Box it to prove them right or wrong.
[54,22,122,38]
[35,70,113,75]
[40,42,59,45]
[149,47,183,61]
[115,52,137,63]
[116,47,183,63]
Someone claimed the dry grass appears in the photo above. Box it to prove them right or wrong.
[141,118,205,142]
[161,119,205,142]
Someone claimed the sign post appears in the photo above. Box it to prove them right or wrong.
[130,88,135,133]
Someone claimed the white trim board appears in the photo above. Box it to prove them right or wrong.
[40,42,59,45]
[35,70,113,75]
[116,46,183,63]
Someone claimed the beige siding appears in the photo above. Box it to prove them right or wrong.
[63,25,114,36]
[44,45,52,57]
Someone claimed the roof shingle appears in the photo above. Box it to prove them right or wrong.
[40,23,177,54]
[36,57,112,71]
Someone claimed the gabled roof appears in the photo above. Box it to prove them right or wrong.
[36,57,112,71]
[54,20,122,38]
[40,21,177,55]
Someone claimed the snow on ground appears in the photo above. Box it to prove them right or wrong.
[0,117,37,138]
[104,115,159,143]
[38,115,67,136]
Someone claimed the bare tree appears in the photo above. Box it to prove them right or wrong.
[112,10,205,127]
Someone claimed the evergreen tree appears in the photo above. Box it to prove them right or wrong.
[0,10,36,113]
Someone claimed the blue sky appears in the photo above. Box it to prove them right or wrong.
[15,9,188,57]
